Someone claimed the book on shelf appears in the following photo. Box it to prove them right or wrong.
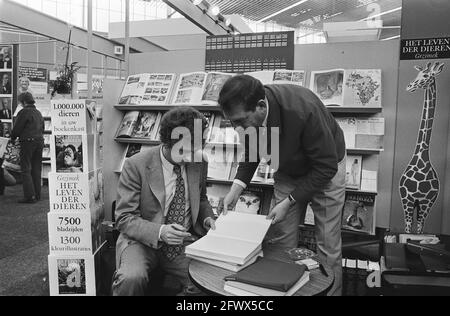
[343,69,382,108]
[0,136,8,157]
[235,187,265,215]
[206,146,234,181]
[355,134,384,150]
[188,250,263,272]
[131,112,162,140]
[119,144,153,172]
[140,73,177,105]
[118,74,150,105]
[251,159,274,184]
[310,69,382,107]
[345,155,363,190]
[310,69,345,106]
[115,111,140,138]
[185,212,272,265]
[342,192,376,235]
[51,100,97,135]
[42,147,51,159]
[172,71,234,106]
[208,114,240,144]
[202,111,215,141]
[245,70,306,86]
[223,257,310,296]
[44,120,52,131]
[304,203,315,226]
[335,117,357,148]
[361,170,378,192]
[48,254,96,296]
[2,141,20,172]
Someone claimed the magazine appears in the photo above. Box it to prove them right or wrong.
[2,141,20,172]
[118,74,149,105]
[0,136,9,157]
[309,69,344,106]
[343,69,382,107]
[140,73,177,105]
[52,135,96,174]
[246,70,306,86]
[115,111,140,138]
[335,117,357,149]
[342,192,376,235]
[131,112,162,140]
[172,72,234,106]
[345,155,363,190]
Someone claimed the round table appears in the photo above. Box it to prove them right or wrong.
[189,246,334,296]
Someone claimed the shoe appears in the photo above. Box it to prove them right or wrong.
[18,197,37,204]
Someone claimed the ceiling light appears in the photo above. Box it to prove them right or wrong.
[257,0,310,23]
[225,18,231,27]
[210,5,220,16]
[359,7,402,21]
[193,0,203,5]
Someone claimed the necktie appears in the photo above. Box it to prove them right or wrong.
[162,164,186,261]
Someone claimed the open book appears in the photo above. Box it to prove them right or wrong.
[185,212,272,265]
[172,72,234,106]
[246,70,306,86]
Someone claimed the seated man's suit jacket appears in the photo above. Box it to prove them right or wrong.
[115,145,214,266]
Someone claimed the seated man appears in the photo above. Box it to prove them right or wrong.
[112,107,216,296]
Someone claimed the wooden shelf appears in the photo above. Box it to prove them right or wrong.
[326,106,382,114]
[114,104,222,112]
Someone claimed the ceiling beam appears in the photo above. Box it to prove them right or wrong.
[163,0,231,35]
[0,0,125,60]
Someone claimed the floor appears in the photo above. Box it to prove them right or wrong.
[0,185,50,296]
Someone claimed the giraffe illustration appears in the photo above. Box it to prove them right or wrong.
[399,61,444,234]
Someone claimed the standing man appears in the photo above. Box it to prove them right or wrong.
[11,92,44,203]
[112,107,216,296]
[219,75,346,296]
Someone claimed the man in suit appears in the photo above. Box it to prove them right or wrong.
[1,73,12,94]
[112,107,216,296]
[219,75,346,296]
[0,47,12,69]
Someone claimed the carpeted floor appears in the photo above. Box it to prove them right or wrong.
[0,184,50,296]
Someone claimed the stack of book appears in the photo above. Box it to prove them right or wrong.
[185,212,271,272]
[224,257,310,296]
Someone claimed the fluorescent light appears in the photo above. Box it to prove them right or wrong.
[381,35,400,41]
[257,0,310,23]
[193,0,203,5]
[359,7,402,21]
[225,18,231,27]
[210,5,220,16]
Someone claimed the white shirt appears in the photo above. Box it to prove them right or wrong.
[158,148,192,239]
[234,98,270,190]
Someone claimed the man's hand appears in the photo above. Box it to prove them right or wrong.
[160,224,191,245]
[220,183,245,215]
[204,217,216,231]
[267,198,291,225]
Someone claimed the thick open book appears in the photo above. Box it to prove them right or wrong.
[187,251,263,272]
[185,212,272,265]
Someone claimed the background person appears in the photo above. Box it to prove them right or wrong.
[10,92,44,203]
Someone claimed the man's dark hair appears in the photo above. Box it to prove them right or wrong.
[18,92,35,105]
[218,75,265,113]
[159,107,208,148]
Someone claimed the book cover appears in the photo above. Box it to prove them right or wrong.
[188,251,263,272]
[342,192,376,235]
[235,188,264,215]
[208,114,239,144]
[42,146,51,159]
[361,170,378,192]
[131,111,161,139]
[356,117,385,135]
[0,97,12,119]
[173,72,207,105]
[206,146,234,180]
[185,212,272,265]
[355,134,384,149]
[335,117,357,148]
[48,212,94,254]
[0,136,8,157]
[2,141,20,172]
[48,255,96,296]
[310,69,344,106]
[118,74,149,105]
[115,111,140,138]
[0,120,11,137]
[141,73,177,105]
[344,69,382,107]
[224,257,308,294]
[51,99,97,135]
[118,144,153,172]
[201,72,234,104]
[272,70,305,86]
[51,134,98,173]
[345,155,363,190]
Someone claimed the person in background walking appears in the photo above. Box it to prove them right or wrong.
[11,92,44,203]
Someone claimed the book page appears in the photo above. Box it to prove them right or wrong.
[140,73,176,105]
[209,212,272,244]
[273,70,306,86]
[201,72,234,105]
[310,69,345,106]
[172,72,207,105]
[118,74,149,105]
[343,69,382,107]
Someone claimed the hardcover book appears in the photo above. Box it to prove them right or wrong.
[345,155,363,190]
[188,251,263,272]
[48,255,96,296]
[342,192,376,235]
[51,99,97,135]
[185,212,272,265]
[223,257,310,296]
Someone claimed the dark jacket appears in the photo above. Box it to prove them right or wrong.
[1,82,11,94]
[235,84,346,205]
[11,104,44,142]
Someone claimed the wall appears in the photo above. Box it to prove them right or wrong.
[294,41,400,229]
[390,0,450,234]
